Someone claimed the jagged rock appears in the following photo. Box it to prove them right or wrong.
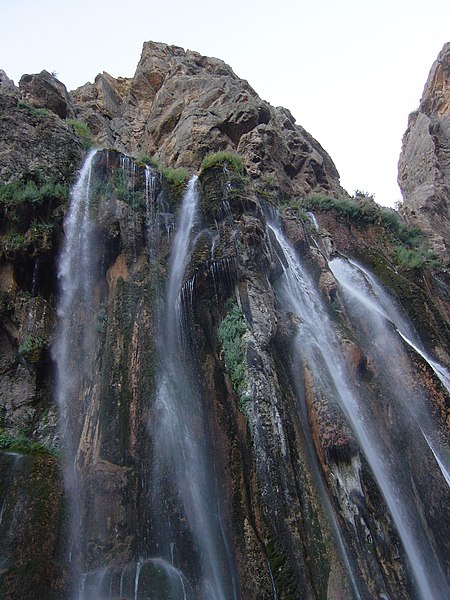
[71,41,345,199]
[19,70,75,119]
[398,42,450,264]
[0,70,18,95]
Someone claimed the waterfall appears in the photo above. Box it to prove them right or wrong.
[268,221,450,600]
[150,175,237,600]
[329,257,450,485]
[144,166,158,260]
[53,148,98,598]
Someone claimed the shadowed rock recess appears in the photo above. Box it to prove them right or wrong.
[0,41,449,600]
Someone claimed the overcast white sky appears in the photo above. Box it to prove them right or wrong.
[1,0,449,206]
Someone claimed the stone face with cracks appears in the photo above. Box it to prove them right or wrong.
[70,41,345,201]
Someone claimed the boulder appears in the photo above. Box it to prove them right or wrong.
[19,70,75,118]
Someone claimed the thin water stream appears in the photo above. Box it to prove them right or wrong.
[151,175,237,600]
[53,148,99,598]
[329,257,450,484]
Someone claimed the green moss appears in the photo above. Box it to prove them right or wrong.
[65,118,93,149]
[266,539,299,599]
[200,151,245,175]
[217,299,248,410]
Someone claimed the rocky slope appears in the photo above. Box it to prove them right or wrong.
[0,41,449,600]
[398,42,450,265]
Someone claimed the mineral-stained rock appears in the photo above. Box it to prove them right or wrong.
[398,42,450,264]
[70,41,346,200]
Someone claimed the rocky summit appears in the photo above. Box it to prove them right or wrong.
[0,41,449,600]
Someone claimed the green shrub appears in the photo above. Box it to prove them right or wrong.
[17,100,53,118]
[138,155,159,168]
[1,232,26,254]
[200,151,245,175]
[19,334,49,363]
[161,167,189,198]
[303,194,379,223]
[0,179,68,206]
[394,245,441,270]
[277,198,310,222]
[65,118,93,149]
[218,300,248,408]
[113,169,145,210]
[302,194,444,271]
[0,429,58,456]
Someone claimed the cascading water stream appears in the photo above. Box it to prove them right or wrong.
[267,220,450,600]
[150,175,236,600]
[144,166,158,260]
[329,257,450,484]
[53,148,98,598]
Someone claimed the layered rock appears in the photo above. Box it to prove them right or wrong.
[398,42,450,264]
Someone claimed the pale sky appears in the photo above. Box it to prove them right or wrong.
[1,0,449,207]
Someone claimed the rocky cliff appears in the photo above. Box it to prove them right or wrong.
[0,41,449,600]
[398,42,450,265]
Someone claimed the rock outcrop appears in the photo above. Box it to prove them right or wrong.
[71,41,345,200]
[19,70,75,119]
[398,42,450,264]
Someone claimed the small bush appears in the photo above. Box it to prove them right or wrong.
[138,155,159,168]
[200,151,245,175]
[277,198,310,222]
[17,100,53,118]
[218,300,248,406]
[19,334,49,363]
[0,179,68,206]
[161,167,189,198]
[65,118,93,149]
[394,245,441,271]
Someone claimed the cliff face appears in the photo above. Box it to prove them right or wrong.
[0,41,449,600]
[398,42,450,264]
[70,41,344,201]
